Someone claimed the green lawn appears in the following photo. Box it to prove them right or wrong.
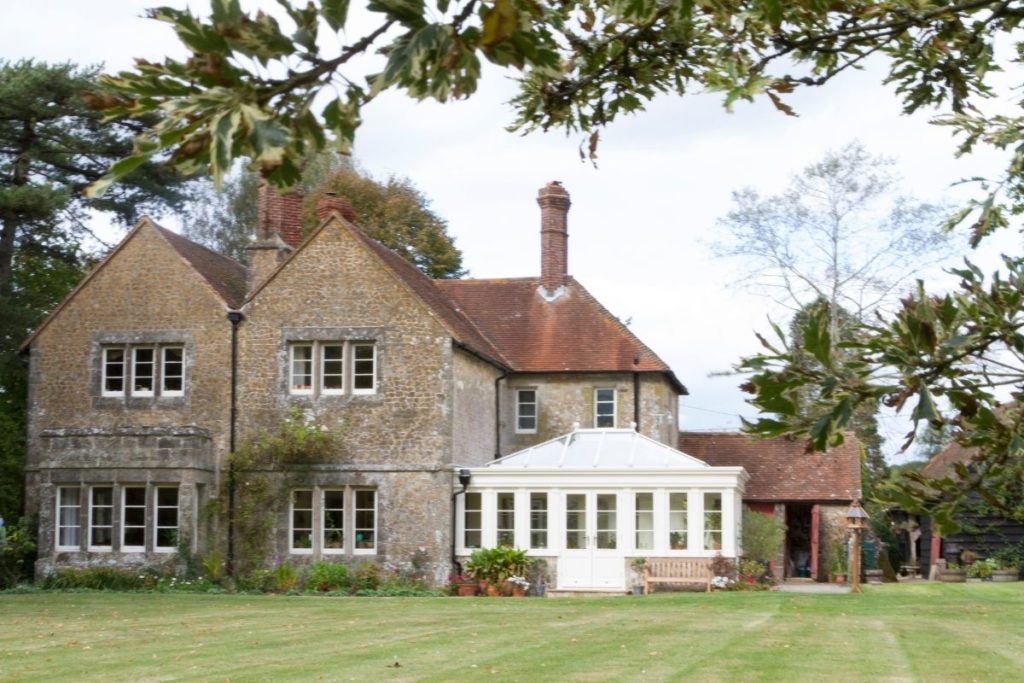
[1,583,1022,682]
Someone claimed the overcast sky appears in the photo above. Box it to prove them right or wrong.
[3,1,1019,461]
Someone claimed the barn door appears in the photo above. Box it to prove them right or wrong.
[810,504,820,580]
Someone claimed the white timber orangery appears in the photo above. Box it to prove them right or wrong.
[455,428,749,592]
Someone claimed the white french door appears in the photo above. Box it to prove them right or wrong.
[558,492,624,589]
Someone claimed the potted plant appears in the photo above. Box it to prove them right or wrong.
[449,572,478,597]
[630,557,647,595]
[960,549,978,567]
[507,575,530,597]
[465,546,529,597]
[967,558,997,582]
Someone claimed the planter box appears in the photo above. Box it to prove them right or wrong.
[992,568,1019,582]
[937,570,966,583]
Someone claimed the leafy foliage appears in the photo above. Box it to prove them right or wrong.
[740,509,786,565]
[465,546,529,584]
[0,60,190,523]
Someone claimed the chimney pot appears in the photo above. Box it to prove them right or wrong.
[316,193,357,222]
[537,181,571,292]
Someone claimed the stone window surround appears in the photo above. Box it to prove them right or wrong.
[91,331,193,409]
[289,485,377,556]
[55,482,184,554]
[514,388,538,434]
[280,326,384,403]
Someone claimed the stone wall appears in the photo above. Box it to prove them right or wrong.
[499,372,680,455]
[451,350,501,466]
[818,503,850,581]
[25,223,233,572]
[235,220,459,574]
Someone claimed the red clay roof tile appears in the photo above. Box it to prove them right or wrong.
[678,431,861,501]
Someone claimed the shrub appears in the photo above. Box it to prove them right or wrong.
[306,561,349,592]
[352,562,381,591]
[41,568,147,591]
[0,517,36,589]
[741,510,786,564]
[201,550,225,584]
[274,562,300,592]
[235,567,274,592]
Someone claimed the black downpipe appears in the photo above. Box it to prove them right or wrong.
[226,310,244,576]
[633,371,641,431]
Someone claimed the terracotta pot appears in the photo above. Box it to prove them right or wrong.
[512,586,526,598]
[831,574,846,584]
[485,582,502,597]
[456,583,477,597]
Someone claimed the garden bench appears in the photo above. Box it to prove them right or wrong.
[643,558,712,594]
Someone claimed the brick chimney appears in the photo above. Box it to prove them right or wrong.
[537,181,571,294]
[247,181,302,293]
[316,193,356,223]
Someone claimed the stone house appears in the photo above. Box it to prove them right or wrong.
[21,180,856,588]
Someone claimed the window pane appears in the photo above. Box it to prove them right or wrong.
[354,490,376,550]
[126,486,148,548]
[323,489,344,550]
[58,488,80,548]
[596,494,617,549]
[496,492,515,547]
[595,388,615,428]
[155,487,179,550]
[133,348,155,394]
[90,486,113,548]
[670,492,688,550]
[124,527,145,547]
[290,345,313,392]
[530,492,548,549]
[352,344,375,392]
[124,487,146,506]
[517,390,537,432]
[703,493,722,551]
[162,347,184,394]
[291,489,313,551]
[321,345,344,392]
[565,494,586,550]
[104,348,125,394]
[464,492,481,549]
[635,492,654,550]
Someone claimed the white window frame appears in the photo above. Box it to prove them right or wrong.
[353,489,377,554]
[463,491,482,550]
[161,346,185,397]
[594,388,616,428]
[669,491,689,551]
[529,492,548,550]
[289,344,315,395]
[635,491,655,551]
[131,347,156,397]
[320,344,345,395]
[121,486,147,552]
[515,389,538,434]
[101,347,126,397]
[56,487,82,551]
[351,343,377,395]
[154,487,180,552]
[88,486,114,551]
[703,492,723,551]
[321,489,346,554]
[290,489,314,554]
[496,491,516,547]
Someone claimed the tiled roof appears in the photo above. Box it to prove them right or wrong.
[153,225,247,308]
[437,277,683,389]
[348,229,507,367]
[921,442,975,480]
[678,431,861,501]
